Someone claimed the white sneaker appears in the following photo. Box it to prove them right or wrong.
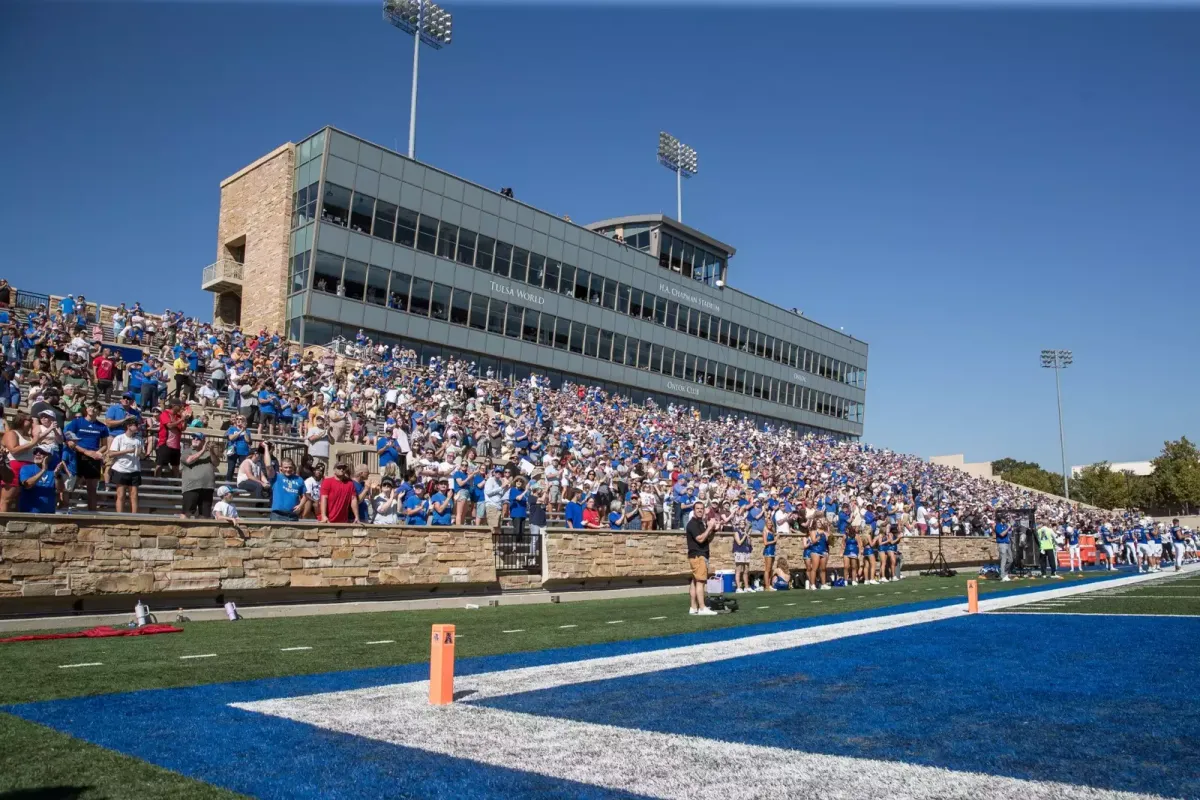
[689,608,698,615]
[696,607,718,616]
[820,584,831,590]
[1052,574,1063,579]
[1001,577,1012,582]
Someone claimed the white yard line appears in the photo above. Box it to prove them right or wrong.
[179,653,218,660]
[280,647,313,652]
[649,617,667,621]
[558,625,578,629]
[502,630,524,634]
[58,662,102,669]
[365,640,395,645]
[606,620,624,625]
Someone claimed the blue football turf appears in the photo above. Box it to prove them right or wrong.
[480,613,1200,799]
[7,573,1188,800]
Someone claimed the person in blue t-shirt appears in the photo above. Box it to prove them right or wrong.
[469,464,487,525]
[64,402,109,511]
[429,479,453,526]
[225,417,251,482]
[450,464,470,525]
[403,483,429,526]
[995,518,1013,581]
[376,434,400,471]
[505,476,530,539]
[563,489,584,529]
[139,360,161,411]
[263,446,306,522]
[19,448,61,514]
[608,500,625,530]
[258,387,278,436]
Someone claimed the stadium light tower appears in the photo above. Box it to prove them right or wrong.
[657,131,698,223]
[1040,349,1073,499]
[383,0,453,160]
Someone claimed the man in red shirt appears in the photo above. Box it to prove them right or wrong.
[154,400,185,478]
[92,347,116,398]
[319,461,360,524]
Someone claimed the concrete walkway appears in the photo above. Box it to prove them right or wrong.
[0,584,691,633]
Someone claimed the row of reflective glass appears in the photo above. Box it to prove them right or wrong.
[295,182,866,390]
[657,231,724,285]
[297,316,857,441]
[291,250,865,425]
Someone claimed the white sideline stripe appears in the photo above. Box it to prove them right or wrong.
[1073,595,1200,600]
[785,603,796,606]
[606,620,624,625]
[558,625,577,629]
[280,646,312,651]
[179,653,217,660]
[998,618,1200,623]
[502,630,524,634]
[365,640,395,645]
[756,606,770,610]
[649,616,667,621]
[237,567,1194,800]
[58,662,102,669]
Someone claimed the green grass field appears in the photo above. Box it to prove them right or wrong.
[0,571,1098,800]
[999,570,1200,617]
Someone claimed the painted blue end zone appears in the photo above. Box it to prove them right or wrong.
[1,571,1148,799]
[481,613,1200,799]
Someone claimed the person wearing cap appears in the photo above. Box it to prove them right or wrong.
[179,431,217,519]
[372,478,399,525]
[403,481,429,526]
[19,446,64,514]
[319,461,359,524]
[108,417,144,514]
[212,484,242,528]
[104,393,141,434]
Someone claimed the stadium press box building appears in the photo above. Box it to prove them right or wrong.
[202,126,867,438]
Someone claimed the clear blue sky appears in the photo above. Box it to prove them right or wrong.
[3,2,1196,470]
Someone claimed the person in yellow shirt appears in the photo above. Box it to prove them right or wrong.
[1036,524,1061,579]
[172,355,193,402]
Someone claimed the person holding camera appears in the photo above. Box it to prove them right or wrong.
[19,446,66,514]
[686,500,718,616]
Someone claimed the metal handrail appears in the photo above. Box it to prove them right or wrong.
[202,259,244,284]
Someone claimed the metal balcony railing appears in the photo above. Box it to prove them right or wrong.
[201,259,244,286]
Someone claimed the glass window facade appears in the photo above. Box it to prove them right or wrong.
[293,129,866,436]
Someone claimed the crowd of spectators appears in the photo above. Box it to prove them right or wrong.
[0,285,1164,561]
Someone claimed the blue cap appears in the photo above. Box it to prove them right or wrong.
[122,392,136,401]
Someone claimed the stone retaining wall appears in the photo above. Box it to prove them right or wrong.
[0,515,496,603]
[543,529,997,585]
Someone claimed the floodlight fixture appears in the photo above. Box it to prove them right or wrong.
[383,0,453,159]
[1040,349,1074,498]
[657,131,698,222]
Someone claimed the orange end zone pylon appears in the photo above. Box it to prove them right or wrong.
[430,624,456,705]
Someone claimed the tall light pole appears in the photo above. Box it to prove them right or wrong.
[657,131,698,223]
[383,0,453,160]
[1040,349,1073,499]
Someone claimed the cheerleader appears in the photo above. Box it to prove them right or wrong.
[808,520,831,590]
[843,524,860,586]
[863,517,880,585]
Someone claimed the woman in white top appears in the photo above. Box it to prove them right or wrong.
[108,418,144,514]
[639,487,658,531]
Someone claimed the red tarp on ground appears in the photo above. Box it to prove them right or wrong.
[0,624,183,643]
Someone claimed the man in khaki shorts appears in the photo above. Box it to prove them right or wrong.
[686,501,718,616]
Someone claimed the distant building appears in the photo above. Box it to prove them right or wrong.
[1071,461,1154,478]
